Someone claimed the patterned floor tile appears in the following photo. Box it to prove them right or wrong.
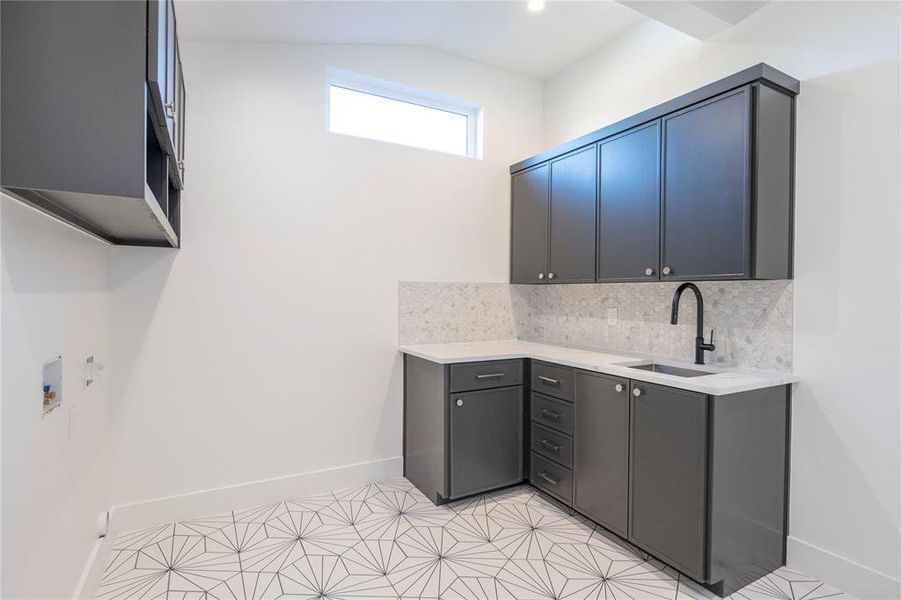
[94,478,847,600]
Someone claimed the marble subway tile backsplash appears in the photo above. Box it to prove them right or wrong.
[399,280,793,371]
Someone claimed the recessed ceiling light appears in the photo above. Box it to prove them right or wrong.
[527,0,546,12]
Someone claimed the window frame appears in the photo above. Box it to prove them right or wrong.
[326,67,483,159]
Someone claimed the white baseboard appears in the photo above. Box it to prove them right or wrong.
[72,537,105,600]
[787,536,900,600]
[108,456,404,537]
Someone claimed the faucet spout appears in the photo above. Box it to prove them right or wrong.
[670,283,716,365]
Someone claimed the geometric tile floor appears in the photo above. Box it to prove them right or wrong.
[95,478,846,599]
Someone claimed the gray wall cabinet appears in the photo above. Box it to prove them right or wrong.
[510,147,598,285]
[510,64,798,283]
[510,164,550,284]
[597,121,661,282]
[573,371,630,538]
[549,146,598,283]
[1,0,186,247]
[404,355,524,504]
[662,88,750,280]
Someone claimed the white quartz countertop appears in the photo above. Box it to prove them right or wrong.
[399,339,798,396]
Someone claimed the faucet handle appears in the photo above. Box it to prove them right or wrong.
[707,328,716,351]
[709,328,715,343]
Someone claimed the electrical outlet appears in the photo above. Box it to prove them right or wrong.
[607,307,618,326]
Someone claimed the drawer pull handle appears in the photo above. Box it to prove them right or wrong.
[475,373,505,380]
[538,471,560,486]
[539,439,560,453]
[540,408,560,422]
[538,375,560,385]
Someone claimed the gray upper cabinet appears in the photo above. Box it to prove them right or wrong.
[549,146,597,283]
[511,164,550,284]
[629,381,708,582]
[510,146,597,285]
[662,88,751,280]
[574,371,629,537]
[510,64,797,283]
[597,122,661,282]
[1,0,186,247]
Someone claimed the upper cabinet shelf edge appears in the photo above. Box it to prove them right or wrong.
[510,63,799,175]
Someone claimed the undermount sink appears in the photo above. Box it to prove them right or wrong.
[627,362,715,378]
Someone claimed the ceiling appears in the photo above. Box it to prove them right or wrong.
[176,1,645,79]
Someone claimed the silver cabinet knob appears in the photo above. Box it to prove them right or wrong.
[548,272,555,280]
[645,268,654,276]
[456,398,464,407]
[632,387,642,397]
[538,273,545,280]
[662,266,672,275]
[614,383,624,393]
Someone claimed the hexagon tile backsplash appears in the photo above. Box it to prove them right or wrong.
[398,280,793,371]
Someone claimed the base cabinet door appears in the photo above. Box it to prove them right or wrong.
[450,387,523,498]
[629,381,708,582]
[574,372,630,537]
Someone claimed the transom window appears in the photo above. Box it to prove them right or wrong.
[327,68,482,159]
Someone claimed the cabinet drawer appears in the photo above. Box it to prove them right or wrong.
[530,392,574,434]
[530,452,573,504]
[531,361,574,401]
[450,360,522,393]
[530,423,573,468]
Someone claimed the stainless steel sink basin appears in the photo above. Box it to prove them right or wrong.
[627,363,715,378]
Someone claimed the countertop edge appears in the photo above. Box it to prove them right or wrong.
[399,342,799,396]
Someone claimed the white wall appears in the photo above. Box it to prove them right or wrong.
[543,3,900,597]
[108,43,543,507]
[1,197,113,599]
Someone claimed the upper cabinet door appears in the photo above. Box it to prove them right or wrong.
[511,164,550,284]
[549,145,597,283]
[598,122,661,282]
[662,87,751,280]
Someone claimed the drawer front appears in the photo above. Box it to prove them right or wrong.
[531,361,575,401]
[530,423,573,468]
[530,392,574,435]
[450,360,523,393]
[530,452,573,504]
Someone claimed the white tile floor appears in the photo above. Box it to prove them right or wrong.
[95,478,846,599]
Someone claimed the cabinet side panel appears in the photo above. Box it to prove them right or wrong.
[1,1,145,199]
[753,85,794,279]
[404,355,447,503]
[708,385,789,595]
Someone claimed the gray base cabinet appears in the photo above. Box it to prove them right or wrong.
[523,361,791,597]
[403,354,791,597]
[573,371,630,538]
[450,386,523,498]
[404,355,524,504]
[629,382,709,581]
